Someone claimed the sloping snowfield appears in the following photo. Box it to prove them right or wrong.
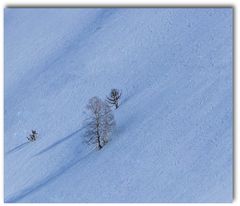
[4,8,232,202]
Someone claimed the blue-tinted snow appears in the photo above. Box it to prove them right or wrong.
[4,8,232,202]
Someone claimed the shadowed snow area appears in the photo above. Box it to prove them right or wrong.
[4,8,232,202]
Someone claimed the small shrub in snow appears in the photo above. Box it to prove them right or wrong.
[106,88,121,109]
[27,130,38,142]
[84,96,115,150]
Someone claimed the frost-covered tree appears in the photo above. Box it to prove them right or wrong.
[101,103,115,146]
[27,130,38,142]
[106,89,121,109]
[84,96,115,150]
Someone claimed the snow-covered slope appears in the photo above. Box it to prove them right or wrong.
[4,8,232,202]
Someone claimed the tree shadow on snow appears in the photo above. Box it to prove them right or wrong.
[5,149,95,203]
[6,142,29,155]
[34,127,85,157]
[5,126,95,203]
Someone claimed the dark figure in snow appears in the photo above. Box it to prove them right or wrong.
[27,130,38,142]
[106,89,122,109]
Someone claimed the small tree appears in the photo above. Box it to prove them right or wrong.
[106,89,121,109]
[27,130,38,142]
[84,96,115,150]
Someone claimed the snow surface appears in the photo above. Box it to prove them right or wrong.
[4,8,232,202]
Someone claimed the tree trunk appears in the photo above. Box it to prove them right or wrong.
[97,137,102,150]
[96,131,102,150]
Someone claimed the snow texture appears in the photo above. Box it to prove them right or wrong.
[4,8,233,203]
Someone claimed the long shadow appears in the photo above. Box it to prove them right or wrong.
[34,127,85,157]
[5,149,95,203]
[6,142,29,155]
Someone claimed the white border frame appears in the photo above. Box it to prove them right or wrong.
[1,0,238,206]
